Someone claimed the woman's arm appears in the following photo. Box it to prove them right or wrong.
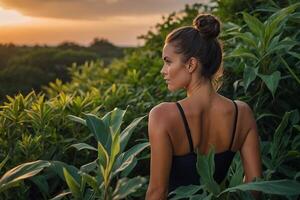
[239,102,262,198]
[146,104,173,200]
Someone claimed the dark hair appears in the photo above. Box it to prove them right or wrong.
[165,14,223,80]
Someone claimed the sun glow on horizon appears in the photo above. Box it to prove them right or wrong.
[0,7,34,25]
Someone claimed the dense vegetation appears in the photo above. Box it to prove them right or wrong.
[0,0,300,199]
[0,38,127,101]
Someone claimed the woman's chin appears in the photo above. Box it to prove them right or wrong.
[167,85,177,92]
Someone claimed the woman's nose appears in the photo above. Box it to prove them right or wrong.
[160,65,166,75]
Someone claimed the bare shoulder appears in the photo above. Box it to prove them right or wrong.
[234,100,258,148]
[148,102,176,134]
[149,102,175,123]
[149,102,172,117]
[235,100,254,115]
[235,100,256,126]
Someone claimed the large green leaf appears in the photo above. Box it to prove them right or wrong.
[225,47,258,60]
[243,65,258,92]
[80,160,97,173]
[108,133,121,173]
[98,142,109,169]
[169,185,204,200]
[256,113,280,121]
[288,51,300,60]
[196,147,220,195]
[120,157,137,178]
[102,107,127,135]
[68,115,87,126]
[264,3,300,47]
[79,172,99,193]
[70,143,97,152]
[270,111,295,163]
[234,32,257,48]
[31,175,49,196]
[219,179,300,196]
[122,142,150,162]
[279,56,300,85]
[113,142,149,177]
[113,154,133,178]
[85,114,112,150]
[120,115,146,151]
[242,12,264,37]
[228,154,244,188]
[258,71,281,98]
[63,168,81,198]
[290,110,300,125]
[0,160,50,193]
[266,38,297,56]
[112,176,146,200]
[48,161,81,183]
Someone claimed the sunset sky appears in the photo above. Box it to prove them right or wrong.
[0,0,208,46]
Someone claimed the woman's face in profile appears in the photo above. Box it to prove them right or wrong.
[161,43,190,92]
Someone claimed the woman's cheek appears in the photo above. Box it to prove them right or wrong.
[168,80,182,92]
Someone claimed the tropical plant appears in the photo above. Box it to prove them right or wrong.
[51,107,149,199]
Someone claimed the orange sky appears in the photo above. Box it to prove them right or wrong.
[0,0,208,46]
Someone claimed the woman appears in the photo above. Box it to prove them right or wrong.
[146,14,262,199]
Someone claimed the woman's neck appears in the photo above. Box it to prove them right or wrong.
[185,77,216,107]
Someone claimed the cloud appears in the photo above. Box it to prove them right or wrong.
[0,7,32,25]
[0,14,164,46]
[0,0,205,20]
[0,0,210,46]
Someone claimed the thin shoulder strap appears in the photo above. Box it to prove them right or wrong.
[229,100,238,150]
[175,102,194,153]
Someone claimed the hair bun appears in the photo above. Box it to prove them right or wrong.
[193,14,220,38]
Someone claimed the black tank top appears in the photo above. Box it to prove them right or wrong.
[169,100,238,192]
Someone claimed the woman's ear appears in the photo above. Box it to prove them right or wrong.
[186,57,198,73]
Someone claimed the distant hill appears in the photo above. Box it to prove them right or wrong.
[0,38,133,100]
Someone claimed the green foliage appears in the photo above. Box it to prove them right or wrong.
[50,108,149,199]
[222,2,300,142]
[212,0,256,24]
[196,148,220,195]
[0,108,148,199]
[220,179,300,196]
[169,185,206,200]
[63,167,81,198]
[0,91,101,175]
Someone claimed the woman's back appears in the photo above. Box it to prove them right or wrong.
[166,94,241,191]
[166,94,247,156]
